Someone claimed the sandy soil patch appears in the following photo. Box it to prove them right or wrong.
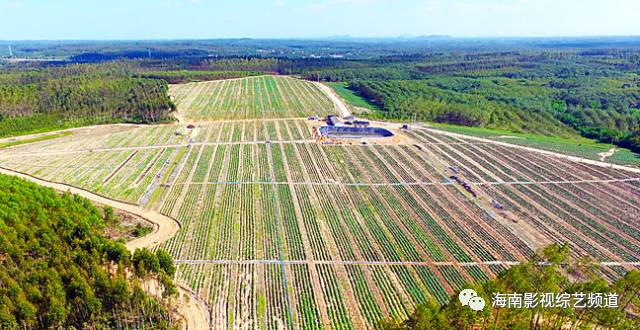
[598,147,617,162]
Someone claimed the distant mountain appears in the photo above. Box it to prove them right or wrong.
[321,35,453,43]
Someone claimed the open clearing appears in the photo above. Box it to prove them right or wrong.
[2,76,640,329]
[170,75,335,121]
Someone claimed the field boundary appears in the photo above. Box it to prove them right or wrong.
[314,81,351,117]
[173,259,640,267]
[424,126,640,174]
[168,177,640,187]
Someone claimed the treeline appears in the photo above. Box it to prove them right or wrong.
[0,174,179,329]
[349,78,573,136]
[300,50,640,153]
[382,244,640,330]
[136,70,264,84]
[137,56,368,76]
[131,50,640,153]
[69,49,210,63]
[0,63,175,137]
[551,76,640,152]
[303,66,426,82]
[4,48,640,153]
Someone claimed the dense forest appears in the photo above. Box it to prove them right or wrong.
[2,41,640,154]
[298,51,640,152]
[0,62,175,137]
[0,174,179,329]
[136,69,263,84]
[381,244,640,330]
[124,50,640,153]
[5,37,640,60]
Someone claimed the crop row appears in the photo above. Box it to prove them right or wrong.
[4,146,179,205]
[9,125,186,153]
[11,123,640,328]
[452,141,640,261]
[191,119,311,142]
[171,75,335,120]
[174,262,496,330]
[425,134,640,262]
[156,142,521,267]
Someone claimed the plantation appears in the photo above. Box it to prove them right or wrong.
[427,122,640,167]
[1,76,639,329]
[169,75,336,120]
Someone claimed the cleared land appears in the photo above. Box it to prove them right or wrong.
[170,75,335,121]
[2,76,640,329]
[327,83,640,168]
[427,122,640,167]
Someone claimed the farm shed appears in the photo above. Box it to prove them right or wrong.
[326,115,341,126]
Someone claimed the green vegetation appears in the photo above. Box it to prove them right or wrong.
[301,51,640,156]
[325,82,378,111]
[170,75,334,120]
[0,131,71,149]
[137,70,264,84]
[3,40,640,328]
[0,63,176,137]
[350,78,573,136]
[0,114,113,138]
[381,244,640,330]
[3,46,639,156]
[0,174,178,329]
[133,222,155,237]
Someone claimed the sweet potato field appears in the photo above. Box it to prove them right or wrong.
[169,75,335,120]
[2,76,640,329]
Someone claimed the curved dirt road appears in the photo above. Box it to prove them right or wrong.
[314,82,351,117]
[0,166,211,330]
[0,166,180,249]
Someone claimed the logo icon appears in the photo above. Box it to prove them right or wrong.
[459,289,485,311]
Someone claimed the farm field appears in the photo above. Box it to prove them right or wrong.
[427,122,640,167]
[2,76,640,329]
[170,75,336,121]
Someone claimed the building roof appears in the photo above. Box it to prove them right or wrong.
[327,115,341,126]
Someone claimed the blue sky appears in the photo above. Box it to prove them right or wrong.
[1,0,639,40]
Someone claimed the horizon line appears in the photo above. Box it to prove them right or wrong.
[2,35,640,43]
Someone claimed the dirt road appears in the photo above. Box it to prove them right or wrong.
[598,147,617,162]
[424,127,640,174]
[0,166,180,250]
[314,82,351,117]
[0,166,211,330]
[174,285,211,330]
